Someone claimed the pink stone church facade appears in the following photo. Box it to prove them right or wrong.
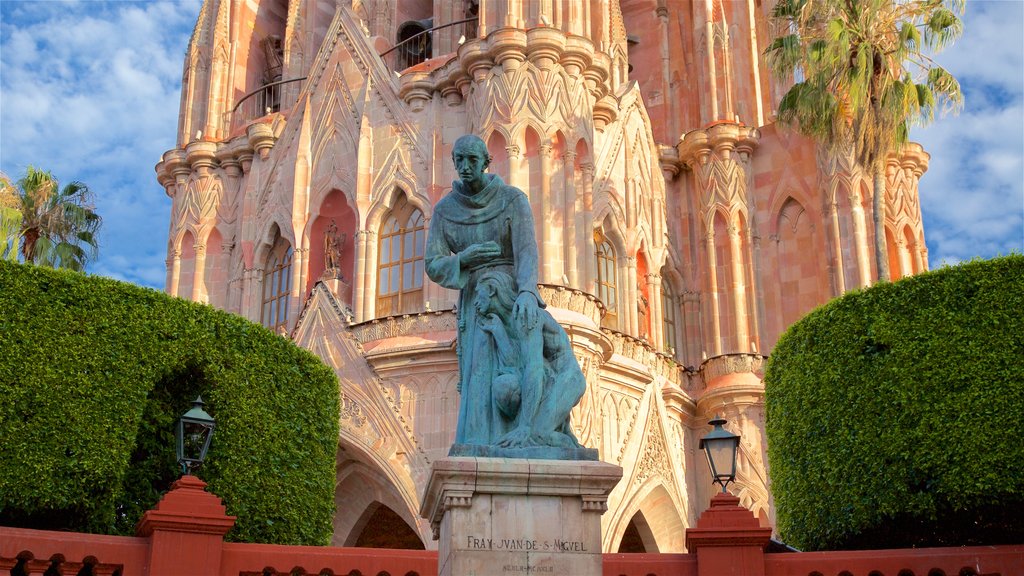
[157,0,929,553]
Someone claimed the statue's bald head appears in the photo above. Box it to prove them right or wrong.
[453,134,489,161]
[452,135,492,193]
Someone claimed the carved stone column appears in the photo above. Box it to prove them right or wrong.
[564,151,579,286]
[169,250,182,297]
[679,123,759,358]
[289,247,308,328]
[850,191,872,288]
[191,243,208,302]
[703,231,722,356]
[682,290,702,365]
[507,144,525,191]
[625,256,638,337]
[827,199,846,296]
[727,224,749,352]
[539,143,554,283]
[355,229,377,323]
[647,273,663,349]
[580,163,596,294]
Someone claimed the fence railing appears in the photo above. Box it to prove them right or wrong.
[379,17,478,72]
[3,480,1021,576]
[229,77,307,132]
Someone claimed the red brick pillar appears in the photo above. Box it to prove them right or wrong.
[136,475,236,576]
[685,492,773,576]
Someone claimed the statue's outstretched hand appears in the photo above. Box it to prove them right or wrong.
[513,291,539,331]
[460,241,501,268]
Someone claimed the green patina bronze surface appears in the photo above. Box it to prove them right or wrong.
[426,135,596,460]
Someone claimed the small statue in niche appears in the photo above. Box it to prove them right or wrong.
[323,219,346,280]
[637,283,650,341]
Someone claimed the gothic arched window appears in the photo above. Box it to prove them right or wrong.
[261,235,293,332]
[661,278,679,358]
[595,231,618,329]
[377,197,425,316]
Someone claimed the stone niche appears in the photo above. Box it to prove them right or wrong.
[421,457,622,576]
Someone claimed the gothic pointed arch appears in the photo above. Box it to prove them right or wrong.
[616,509,658,553]
[370,142,425,210]
[307,189,358,299]
[334,454,426,548]
[484,129,510,182]
[660,268,681,359]
[178,229,197,300]
[375,192,426,317]
[607,389,688,552]
[259,226,294,333]
[595,222,622,330]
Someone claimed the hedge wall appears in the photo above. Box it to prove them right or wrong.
[765,255,1024,551]
[0,261,339,545]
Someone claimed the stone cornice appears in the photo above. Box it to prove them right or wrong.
[678,122,760,168]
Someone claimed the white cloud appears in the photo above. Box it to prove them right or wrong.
[912,0,1024,266]
[0,0,1019,291]
[1,0,201,288]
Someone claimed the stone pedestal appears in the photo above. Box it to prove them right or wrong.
[685,492,773,576]
[421,457,622,576]
[136,475,236,576]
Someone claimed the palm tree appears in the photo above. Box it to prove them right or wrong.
[765,0,964,281]
[0,166,102,271]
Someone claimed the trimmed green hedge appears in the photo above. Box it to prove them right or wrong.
[765,255,1024,550]
[0,261,339,545]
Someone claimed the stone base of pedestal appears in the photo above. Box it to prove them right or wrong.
[421,457,622,576]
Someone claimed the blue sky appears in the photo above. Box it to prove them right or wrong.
[1,0,1021,289]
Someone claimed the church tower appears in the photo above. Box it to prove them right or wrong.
[158,0,928,550]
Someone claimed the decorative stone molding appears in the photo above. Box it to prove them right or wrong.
[697,353,767,389]
[603,328,682,386]
[339,392,367,428]
[246,122,276,158]
[538,284,605,325]
[350,310,457,343]
[679,122,759,213]
[581,495,608,512]
[634,415,671,486]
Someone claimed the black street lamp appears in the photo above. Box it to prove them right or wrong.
[699,415,740,493]
[176,396,215,475]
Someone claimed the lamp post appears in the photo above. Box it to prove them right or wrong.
[698,414,740,494]
[687,415,772,574]
[176,396,215,475]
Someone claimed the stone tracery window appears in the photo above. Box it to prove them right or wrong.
[595,230,618,329]
[377,197,425,316]
[261,235,293,332]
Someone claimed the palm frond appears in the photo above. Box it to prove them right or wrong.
[4,166,103,270]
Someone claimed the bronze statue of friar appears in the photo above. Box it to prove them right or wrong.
[425,134,597,460]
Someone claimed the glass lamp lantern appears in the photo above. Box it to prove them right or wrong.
[699,415,740,493]
[176,396,215,475]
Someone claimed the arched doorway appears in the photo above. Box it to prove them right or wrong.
[351,502,425,549]
[617,510,658,553]
[333,450,426,549]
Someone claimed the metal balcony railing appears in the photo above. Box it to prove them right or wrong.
[379,17,478,72]
[229,76,307,131]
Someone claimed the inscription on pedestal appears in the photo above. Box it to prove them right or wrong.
[422,458,623,576]
[464,537,589,552]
